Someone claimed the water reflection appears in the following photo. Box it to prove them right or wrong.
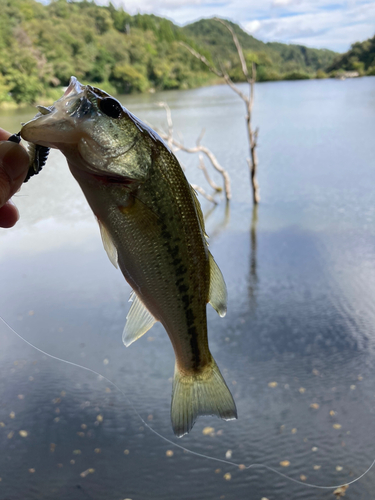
[1,78,375,499]
[248,204,258,310]
[204,199,231,241]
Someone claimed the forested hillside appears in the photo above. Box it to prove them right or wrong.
[327,35,375,75]
[182,19,336,81]
[0,0,342,106]
[0,0,212,105]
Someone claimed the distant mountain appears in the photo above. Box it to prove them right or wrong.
[0,0,341,106]
[182,19,337,81]
[326,34,375,75]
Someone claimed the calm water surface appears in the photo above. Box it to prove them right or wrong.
[1,77,375,499]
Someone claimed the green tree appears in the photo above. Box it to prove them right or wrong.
[112,63,149,93]
[0,0,352,106]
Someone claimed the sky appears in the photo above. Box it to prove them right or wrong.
[93,0,375,53]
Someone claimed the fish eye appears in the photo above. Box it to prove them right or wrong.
[99,98,123,119]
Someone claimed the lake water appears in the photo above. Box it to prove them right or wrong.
[0,77,375,499]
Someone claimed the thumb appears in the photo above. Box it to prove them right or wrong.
[0,141,30,208]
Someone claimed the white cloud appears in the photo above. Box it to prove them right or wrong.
[101,0,274,22]
[272,0,300,6]
[98,0,226,12]
[243,1,375,51]
[246,20,261,33]
[76,0,375,52]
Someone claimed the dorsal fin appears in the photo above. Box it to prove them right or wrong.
[189,186,226,315]
[208,252,227,317]
[97,219,118,268]
[190,185,208,243]
[122,292,156,347]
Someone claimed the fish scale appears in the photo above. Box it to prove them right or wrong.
[112,146,209,370]
[20,76,237,437]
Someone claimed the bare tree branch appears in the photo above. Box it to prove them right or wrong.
[191,184,218,205]
[156,101,173,148]
[180,18,260,204]
[214,18,250,83]
[167,137,232,201]
[153,103,232,202]
[196,128,205,147]
[222,72,249,102]
[198,154,222,192]
[180,42,223,78]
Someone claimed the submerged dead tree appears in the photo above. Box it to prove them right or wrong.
[181,18,260,204]
[155,102,232,203]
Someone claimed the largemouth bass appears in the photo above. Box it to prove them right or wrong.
[20,77,237,437]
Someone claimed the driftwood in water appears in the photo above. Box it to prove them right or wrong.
[155,101,231,204]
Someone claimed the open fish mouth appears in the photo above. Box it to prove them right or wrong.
[32,77,86,118]
[19,77,97,181]
[63,75,84,97]
[26,77,83,120]
[20,77,95,148]
[20,76,141,180]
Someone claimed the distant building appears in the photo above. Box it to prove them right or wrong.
[336,71,360,80]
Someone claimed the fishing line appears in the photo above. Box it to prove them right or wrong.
[1,314,374,491]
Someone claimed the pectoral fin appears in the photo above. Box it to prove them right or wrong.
[208,253,227,317]
[97,219,118,269]
[122,292,156,347]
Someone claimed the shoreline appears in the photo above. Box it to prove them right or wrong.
[1,73,371,110]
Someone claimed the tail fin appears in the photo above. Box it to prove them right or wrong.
[171,358,237,437]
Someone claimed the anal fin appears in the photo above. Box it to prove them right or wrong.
[208,253,227,317]
[123,292,156,347]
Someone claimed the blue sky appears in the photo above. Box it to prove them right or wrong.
[94,0,375,53]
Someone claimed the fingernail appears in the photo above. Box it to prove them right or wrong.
[0,141,30,182]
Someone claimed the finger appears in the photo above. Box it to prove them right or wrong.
[0,140,30,207]
[0,200,19,228]
[0,128,11,141]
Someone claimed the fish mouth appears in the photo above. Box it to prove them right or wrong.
[20,77,100,148]
[20,76,142,182]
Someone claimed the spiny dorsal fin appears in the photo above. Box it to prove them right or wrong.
[122,292,156,347]
[97,219,118,268]
[208,252,227,317]
[190,185,208,242]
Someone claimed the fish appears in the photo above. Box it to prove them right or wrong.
[20,77,237,437]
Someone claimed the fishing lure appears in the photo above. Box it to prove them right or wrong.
[8,128,50,183]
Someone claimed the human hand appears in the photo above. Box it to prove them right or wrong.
[0,128,30,228]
